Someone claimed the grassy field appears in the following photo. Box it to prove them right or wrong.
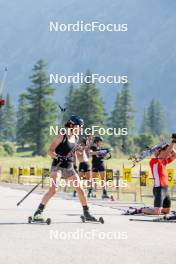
[0,155,176,207]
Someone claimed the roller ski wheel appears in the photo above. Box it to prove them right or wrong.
[80,215,104,224]
[28,216,51,225]
[99,216,104,224]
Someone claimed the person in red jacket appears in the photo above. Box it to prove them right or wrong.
[142,140,176,215]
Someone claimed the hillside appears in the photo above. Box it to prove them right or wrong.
[0,0,176,130]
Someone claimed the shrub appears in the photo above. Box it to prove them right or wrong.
[0,145,6,156]
[3,142,16,156]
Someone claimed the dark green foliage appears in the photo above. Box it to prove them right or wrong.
[109,83,135,153]
[16,93,30,148]
[0,94,16,141]
[25,60,58,156]
[63,71,105,129]
[142,99,166,136]
[134,133,155,152]
[2,141,16,156]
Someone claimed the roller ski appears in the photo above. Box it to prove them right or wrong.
[130,216,176,223]
[81,206,104,224]
[29,205,51,225]
[80,214,104,224]
[129,211,176,222]
[129,139,168,167]
[28,215,51,225]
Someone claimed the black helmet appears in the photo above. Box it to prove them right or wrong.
[68,115,84,127]
[94,136,103,143]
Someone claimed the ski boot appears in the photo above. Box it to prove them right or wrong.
[81,206,104,224]
[102,189,109,199]
[163,214,176,221]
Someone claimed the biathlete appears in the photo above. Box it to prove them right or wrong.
[141,139,176,215]
[33,115,97,221]
[75,137,94,198]
[90,136,109,199]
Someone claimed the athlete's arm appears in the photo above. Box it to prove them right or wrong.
[165,150,176,164]
[48,134,64,159]
[162,142,175,159]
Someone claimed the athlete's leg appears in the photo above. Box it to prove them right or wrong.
[142,187,162,215]
[142,207,161,215]
[100,170,109,198]
[41,171,60,204]
[161,191,171,214]
[91,170,98,196]
[68,174,87,205]
[86,170,93,196]
[73,171,84,197]
[68,174,96,220]
[33,171,60,218]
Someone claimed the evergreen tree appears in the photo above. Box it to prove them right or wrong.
[119,83,135,153]
[108,92,122,148]
[109,83,134,153]
[76,71,105,128]
[134,133,155,152]
[63,84,76,123]
[0,107,4,141]
[64,71,105,129]
[26,60,57,155]
[147,99,166,135]
[1,94,16,141]
[16,93,29,148]
[155,101,166,135]
[140,109,149,134]
[147,99,157,135]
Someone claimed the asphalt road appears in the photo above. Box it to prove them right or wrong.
[0,184,175,264]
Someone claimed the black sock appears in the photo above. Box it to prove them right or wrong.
[83,205,89,213]
[38,203,45,211]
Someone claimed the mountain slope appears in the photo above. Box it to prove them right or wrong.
[0,0,176,130]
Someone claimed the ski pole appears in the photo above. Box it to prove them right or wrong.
[16,180,42,206]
